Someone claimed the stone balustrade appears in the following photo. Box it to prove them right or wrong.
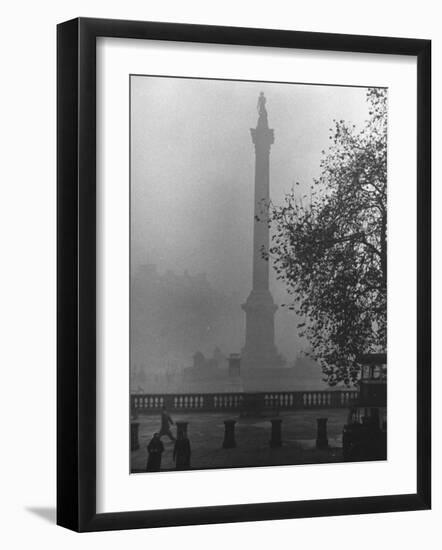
[131,390,358,413]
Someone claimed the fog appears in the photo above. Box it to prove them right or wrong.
[130,76,370,375]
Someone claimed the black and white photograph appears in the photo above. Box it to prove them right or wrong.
[129,76,388,473]
[0,1,434,543]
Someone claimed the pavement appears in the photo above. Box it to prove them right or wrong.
[131,409,349,473]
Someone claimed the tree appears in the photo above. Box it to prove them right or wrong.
[265,88,387,386]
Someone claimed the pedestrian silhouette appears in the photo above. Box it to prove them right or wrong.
[146,432,164,472]
[158,406,176,441]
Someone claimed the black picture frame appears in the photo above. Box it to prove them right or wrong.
[57,17,431,532]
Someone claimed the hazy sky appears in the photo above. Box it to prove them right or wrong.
[131,76,371,360]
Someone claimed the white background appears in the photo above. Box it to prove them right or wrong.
[0,0,440,548]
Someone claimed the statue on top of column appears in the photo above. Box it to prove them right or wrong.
[256,92,268,127]
[257,92,267,115]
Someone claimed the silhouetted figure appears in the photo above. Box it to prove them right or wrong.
[146,433,164,472]
[257,91,267,115]
[173,432,191,470]
[159,406,175,441]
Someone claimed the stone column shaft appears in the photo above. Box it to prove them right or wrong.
[252,136,272,291]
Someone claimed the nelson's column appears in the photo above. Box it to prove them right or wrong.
[241,93,284,372]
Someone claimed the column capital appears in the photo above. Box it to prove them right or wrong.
[250,127,274,151]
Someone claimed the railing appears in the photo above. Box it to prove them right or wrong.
[131,390,359,414]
